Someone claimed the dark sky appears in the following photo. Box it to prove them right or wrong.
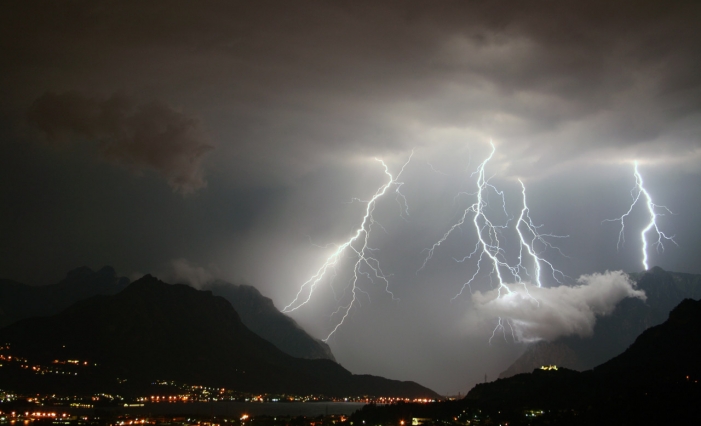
[2,1,701,394]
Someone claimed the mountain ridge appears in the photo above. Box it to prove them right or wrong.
[499,267,701,378]
[0,274,438,399]
[349,296,701,425]
[0,266,129,328]
[204,280,336,361]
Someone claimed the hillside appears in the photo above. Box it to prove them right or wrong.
[0,266,335,362]
[204,280,335,361]
[351,298,701,425]
[467,298,701,423]
[0,275,437,399]
[500,267,701,378]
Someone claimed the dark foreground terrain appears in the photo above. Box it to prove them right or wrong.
[351,297,701,425]
[0,275,437,399]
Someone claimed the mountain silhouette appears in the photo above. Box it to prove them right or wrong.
[204,280,335,361]
[1,266,335,362]
[0,275,437,398]
[0,266,129,328]
[500,267,701,378]
[464,297,701,424]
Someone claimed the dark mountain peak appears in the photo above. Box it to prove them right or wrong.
[460,298,701,424]
[209,280,272,306]
[667,298,701,325]
[118,276,223,313]
[499,269,701,378]
[124,274,189,294]
[0,274,438,398]
[637,266,674,288]
[127,273,167,288]
[0,266,130,328]
[649,265,666,274]
[96,265,117,277]
[204,280,336,361]
[499,341,585,379]
[594,297,701,379]
[64,266,95,280]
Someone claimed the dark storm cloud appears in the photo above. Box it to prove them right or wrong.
[28,91,213,194]
[3,0,700,175]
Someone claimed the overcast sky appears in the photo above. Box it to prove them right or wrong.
[2,0,700,394]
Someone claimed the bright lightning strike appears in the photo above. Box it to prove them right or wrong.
[604,161,677,271]
[283,153,413,341]
[420,142,567,343]
[515,179,569,288]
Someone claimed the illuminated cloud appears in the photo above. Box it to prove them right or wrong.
[28,91,213,194]
[470,271,646,342]
[169,258,216,289]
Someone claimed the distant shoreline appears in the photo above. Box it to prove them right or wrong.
[7,402,369,417]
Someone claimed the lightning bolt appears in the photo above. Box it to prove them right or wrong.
[604,161,677,270]
[515,179,569,288]
[420,141,567,343]
[283,152,413,341]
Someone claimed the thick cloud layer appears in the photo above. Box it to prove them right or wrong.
[28,91,213,194]
[470,271,646,342]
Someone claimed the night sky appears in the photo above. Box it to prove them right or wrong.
[2,1,701,395]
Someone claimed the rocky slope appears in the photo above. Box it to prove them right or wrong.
[499,267,701,378]
[204,280,335,361]
[0,275,437,398]
[351,298,701,425]
[465,299,701,423]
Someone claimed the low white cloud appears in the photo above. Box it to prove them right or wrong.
[470,270,646,342]
[169,258,217,289]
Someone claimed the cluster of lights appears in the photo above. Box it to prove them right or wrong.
[374,397,436,404]
[0,354,27,363]
[0,390,17,403]
[116,420,152,425]
[52,359,94,366]
[137,381,417,404]
[0,347,95,377]
[143,395,190,403]
[1,411,70,419]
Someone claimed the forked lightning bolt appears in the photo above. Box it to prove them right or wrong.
[515,179,568,288]
[283,153,413,341]
[604,161,677,270]
[420,142,567,343]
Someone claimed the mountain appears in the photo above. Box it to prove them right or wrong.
[352,298,701,426]
[499,267,701,378]
[0,275,438,399]
[0,267,335,362]
[594,297,701,380]
[0,266,129,328]
[498,341,585,378]
[463,298,701,424]
[203,280,335,361]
